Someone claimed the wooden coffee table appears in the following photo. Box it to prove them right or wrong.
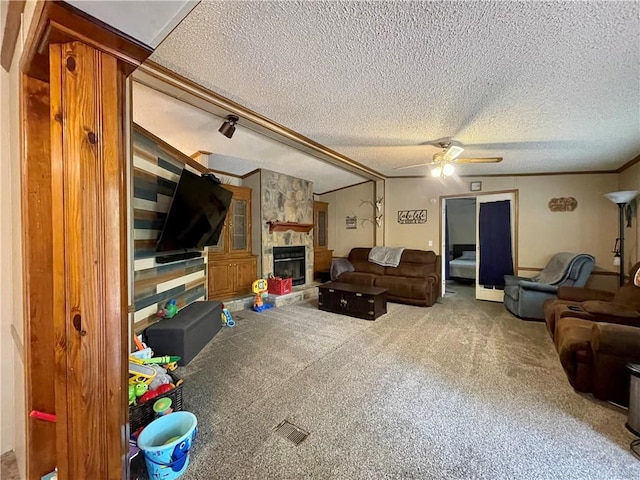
[318,282,388,320]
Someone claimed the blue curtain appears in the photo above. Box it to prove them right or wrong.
[478,200,514,287]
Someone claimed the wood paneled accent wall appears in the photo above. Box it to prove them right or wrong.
[132,126,208,332]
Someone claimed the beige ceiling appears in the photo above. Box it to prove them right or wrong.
[147,1,639,179]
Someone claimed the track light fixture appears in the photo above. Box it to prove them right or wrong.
[218,115,239,139]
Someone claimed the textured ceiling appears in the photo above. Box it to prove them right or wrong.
[132,83,368,193]
[150,1,639,177]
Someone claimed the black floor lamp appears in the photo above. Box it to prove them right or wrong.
[604,190,639,286]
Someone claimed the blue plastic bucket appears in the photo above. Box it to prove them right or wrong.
[137,411,197,480]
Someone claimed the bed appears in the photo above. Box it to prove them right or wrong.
[449,244,476,281]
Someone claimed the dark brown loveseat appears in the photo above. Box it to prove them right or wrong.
[542,262,640,406]
[336,247,441,306]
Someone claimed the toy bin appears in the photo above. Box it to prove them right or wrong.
[137,411,197,480]
[268,276,292,295]
[130,371,183,432]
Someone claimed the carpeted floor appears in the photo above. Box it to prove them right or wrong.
[167,286,639,479]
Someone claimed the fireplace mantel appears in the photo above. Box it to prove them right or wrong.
[267,221,314,234]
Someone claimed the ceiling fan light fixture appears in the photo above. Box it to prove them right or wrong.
[442,163,455,176]
[431,166,442,177]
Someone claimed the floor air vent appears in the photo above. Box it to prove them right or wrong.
[274,420,309,446]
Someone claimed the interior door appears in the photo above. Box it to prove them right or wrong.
[475,192,516,302]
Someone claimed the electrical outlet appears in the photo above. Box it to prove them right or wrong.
[428,240,433,247]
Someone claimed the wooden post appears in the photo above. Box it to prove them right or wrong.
[21,75,57,479]
[49,42,128,479]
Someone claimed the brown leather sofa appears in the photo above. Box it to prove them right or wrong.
[543,262,640,405]
[335,247,441,306]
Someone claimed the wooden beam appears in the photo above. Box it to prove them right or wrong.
[0,0,25,71]
[22,1,152,82]
[20,74,57,480]
[50,41,128,479]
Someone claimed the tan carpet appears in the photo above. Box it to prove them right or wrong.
[160,286,639,479]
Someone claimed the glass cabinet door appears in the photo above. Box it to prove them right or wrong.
[318,209,327,247]
[230,197,248,253]
[314,201,329,250]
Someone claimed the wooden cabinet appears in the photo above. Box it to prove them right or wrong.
[207,185,257,299]
[313,201,333,278]
[208,256,257,299]
[208,185,252,256]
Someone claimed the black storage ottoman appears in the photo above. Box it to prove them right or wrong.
[145,301,222,366]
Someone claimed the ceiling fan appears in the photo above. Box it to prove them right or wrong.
[393,142,503,177]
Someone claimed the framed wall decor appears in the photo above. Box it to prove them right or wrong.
[470,181,482,192]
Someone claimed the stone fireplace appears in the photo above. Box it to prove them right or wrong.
[260,169,314,284]
[273,246,306,286]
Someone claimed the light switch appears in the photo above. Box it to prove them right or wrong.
[428,240,433,247]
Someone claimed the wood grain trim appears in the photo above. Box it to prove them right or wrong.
[190,150,213,159]
[21,1,153,82]
[50,42,128,479]
[0,0,25,71]
[616,154,640,173]
[390,170,617,179]
[135,62,386,181]
[440,189,520,200]
[315,180,373,196]
[49,42,69,478]
[209,168,242,179]
[241,168,261,179]
[20,74,57,479]
[10,324,24,364]
[133,123,209,173]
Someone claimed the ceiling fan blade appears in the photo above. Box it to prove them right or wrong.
[454,157,503,164]
[393,161,440,170]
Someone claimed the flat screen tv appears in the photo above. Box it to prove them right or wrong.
[156,170,233,253]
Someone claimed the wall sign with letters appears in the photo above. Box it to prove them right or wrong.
[548,197,578,212]
[345,216,358,229]
[397,210,427,224]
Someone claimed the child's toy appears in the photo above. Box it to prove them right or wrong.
[252,279,273,312]
[128,385,136,405]
[134,382,148,398]
[157,299,178,319]
[130,347,153,360]
[221,303,236,327]
[142,355,181,365]
[129,362,157,385]
[148,365,173,391]
[138,390,160,404]
[153,397,173,417]
[29,410,56,422]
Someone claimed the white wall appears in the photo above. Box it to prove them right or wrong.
[1,3,39,476]
[0,1,15,456]
[320,182,375,257]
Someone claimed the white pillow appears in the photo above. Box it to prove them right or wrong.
[635,267,640,287]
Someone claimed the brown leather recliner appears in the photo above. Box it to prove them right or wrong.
[543,262,640,405]
[544,262,640,341]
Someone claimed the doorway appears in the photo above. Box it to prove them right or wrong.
[441,191,518,302]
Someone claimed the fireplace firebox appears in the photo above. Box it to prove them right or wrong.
[273,246,306,286]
